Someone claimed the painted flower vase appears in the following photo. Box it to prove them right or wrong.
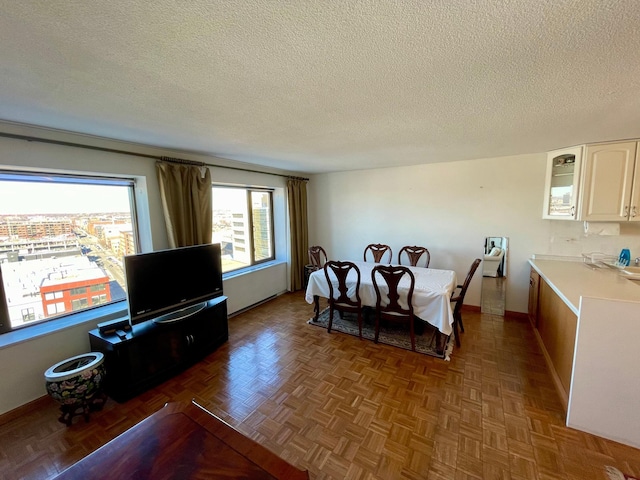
[44,352,107,426]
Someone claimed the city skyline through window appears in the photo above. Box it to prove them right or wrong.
[212,186,274,273]
[0,174,138,332]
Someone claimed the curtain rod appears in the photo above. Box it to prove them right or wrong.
[0,132,310,182]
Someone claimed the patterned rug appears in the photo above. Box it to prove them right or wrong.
[308,307,454,360]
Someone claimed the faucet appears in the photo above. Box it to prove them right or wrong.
[635,257,640,266]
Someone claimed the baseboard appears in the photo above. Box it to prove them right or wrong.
[468,303,528,321]
[505,310,528,321]
[0,395,52,427]
[462,304,480,313]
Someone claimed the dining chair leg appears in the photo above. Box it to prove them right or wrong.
[313,295,320,321]
[458,313,465,333]
[409,321,415,351]
[453,318,461,348]
[374,313,381,344]
[357,310,363,339]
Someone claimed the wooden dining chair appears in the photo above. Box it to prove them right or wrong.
[398,245,430,268]
[308,245,328,271]
[371,265,416,351]
[323,261,363,338]
[363,244,392,263]
[449,258,482,347]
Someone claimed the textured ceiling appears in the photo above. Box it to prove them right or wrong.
[1,1,640,174]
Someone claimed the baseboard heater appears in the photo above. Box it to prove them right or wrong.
[228,294,279,318]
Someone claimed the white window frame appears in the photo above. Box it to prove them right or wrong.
[0,170,141,334]
[212,186,276,274]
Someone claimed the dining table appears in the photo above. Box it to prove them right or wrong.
[305,260,458,336]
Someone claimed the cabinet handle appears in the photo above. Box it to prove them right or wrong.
[570,205,575,217]
[625,205,629,216]
[632,206,637,218]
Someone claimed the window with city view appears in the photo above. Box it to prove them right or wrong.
[212,186,274,273]
[0,172,138,333]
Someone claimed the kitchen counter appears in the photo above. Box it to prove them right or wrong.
[528,257,640,315]
[528,255,640,449]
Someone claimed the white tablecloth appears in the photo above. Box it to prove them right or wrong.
[305,260,458,335]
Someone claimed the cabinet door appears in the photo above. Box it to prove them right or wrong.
[543,146,583,219]
[537,280,577,401]
[630,146,640,222]
[581,141,638,221]
[183,298,228,360]
[528,268,539,328]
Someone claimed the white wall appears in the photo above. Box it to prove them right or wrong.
[307,154,640,313]
[0,123,292,414]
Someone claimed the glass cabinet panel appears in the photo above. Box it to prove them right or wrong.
[543,146,583,219]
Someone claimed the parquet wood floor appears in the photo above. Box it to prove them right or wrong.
[1,292,638,479]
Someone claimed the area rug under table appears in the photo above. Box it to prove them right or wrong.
[308,308,454,360]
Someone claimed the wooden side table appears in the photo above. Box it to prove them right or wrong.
[53,401,309,479]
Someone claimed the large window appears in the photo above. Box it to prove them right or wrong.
[212,187,274,273]
[0,171,139,333]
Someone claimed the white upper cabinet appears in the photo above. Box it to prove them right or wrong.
[580,141,639,222]
[542,146,583,220]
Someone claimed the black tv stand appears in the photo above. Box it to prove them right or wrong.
[89,296,228,402]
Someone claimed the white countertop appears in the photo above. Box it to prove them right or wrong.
[528,257,640,315]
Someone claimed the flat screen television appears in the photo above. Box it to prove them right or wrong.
[124,243,223,326]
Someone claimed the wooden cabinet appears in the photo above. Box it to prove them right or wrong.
[89,296,228,402]
[542,140,640,221]
[535,281,577,409]
[542,146,583,219]
[580,141,640,221]
[527,268,539,328]
[527,268,577,410]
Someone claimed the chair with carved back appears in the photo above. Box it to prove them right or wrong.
[371,265,416,351]
[363,244,392,263]
[308,245,328,271]
[323,261,363,338]
[398,245,430,268]
[449,258,482,347]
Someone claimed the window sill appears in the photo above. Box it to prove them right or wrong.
[0,302,129,350]
[222,259,286,280]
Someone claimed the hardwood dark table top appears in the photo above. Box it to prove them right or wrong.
[53,400,309,480]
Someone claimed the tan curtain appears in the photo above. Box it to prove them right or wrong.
[287,178,309,291]
[156,161,212,248]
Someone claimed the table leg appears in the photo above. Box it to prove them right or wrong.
[313,295,319,321]
[435,331,442,355]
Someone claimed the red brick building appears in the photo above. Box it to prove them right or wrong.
[40,274,111,317]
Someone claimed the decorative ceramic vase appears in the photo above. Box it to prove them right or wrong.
[44,352,106,425]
